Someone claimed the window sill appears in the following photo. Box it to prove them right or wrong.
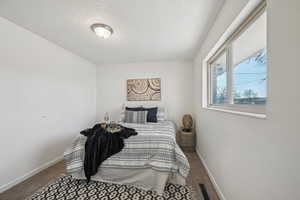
[204,106,267,119]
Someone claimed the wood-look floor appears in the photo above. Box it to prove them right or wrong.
[0,152,219,200]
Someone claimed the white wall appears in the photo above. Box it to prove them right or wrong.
[96,61,194,126]
[193,0,300,199]
[0,17,97,191]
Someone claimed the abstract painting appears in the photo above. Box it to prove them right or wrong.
[127,78,161,101]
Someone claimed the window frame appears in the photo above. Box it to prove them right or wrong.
[206,1,267,115]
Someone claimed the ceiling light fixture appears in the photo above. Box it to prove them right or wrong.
[91,23,113,39]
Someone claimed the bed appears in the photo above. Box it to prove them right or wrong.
[64,120,190,194]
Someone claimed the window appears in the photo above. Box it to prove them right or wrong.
[206,1,267,115]
[210,51,227,104]
[233,49,267,105]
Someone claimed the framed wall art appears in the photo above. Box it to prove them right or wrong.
[127,78,161,101]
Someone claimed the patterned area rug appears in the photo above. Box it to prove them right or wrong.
[26,175,193,200]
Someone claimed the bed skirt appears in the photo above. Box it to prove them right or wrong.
[70,167,186,194]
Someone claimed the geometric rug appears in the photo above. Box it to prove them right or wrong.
[25,175,193,200]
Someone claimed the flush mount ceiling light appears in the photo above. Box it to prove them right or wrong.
[91,23,113,39]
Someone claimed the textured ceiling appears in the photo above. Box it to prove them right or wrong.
[0,0,224,65]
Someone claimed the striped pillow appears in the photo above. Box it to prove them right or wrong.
[124,110,148,124]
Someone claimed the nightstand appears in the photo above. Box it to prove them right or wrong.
[178,128,195,152]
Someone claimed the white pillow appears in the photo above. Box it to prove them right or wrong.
[157,107,166,121]
[120,108,125,122]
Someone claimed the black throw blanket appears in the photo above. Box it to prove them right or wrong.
[80,124,137,182]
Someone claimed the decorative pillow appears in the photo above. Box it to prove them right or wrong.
[143,107,158,122]
[124,110,148,124]
[120,106,141,122]
[126,106,158,122]
[120,106,142,122]
[157,107,165,121]
[120,109,125,122]
[125,106,144,111]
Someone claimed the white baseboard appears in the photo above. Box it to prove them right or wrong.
[0,156,63,193]
[195,147,226,200]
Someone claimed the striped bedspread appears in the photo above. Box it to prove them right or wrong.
[64,121,190,179]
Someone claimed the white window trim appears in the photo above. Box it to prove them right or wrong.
[202,0,267,118]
